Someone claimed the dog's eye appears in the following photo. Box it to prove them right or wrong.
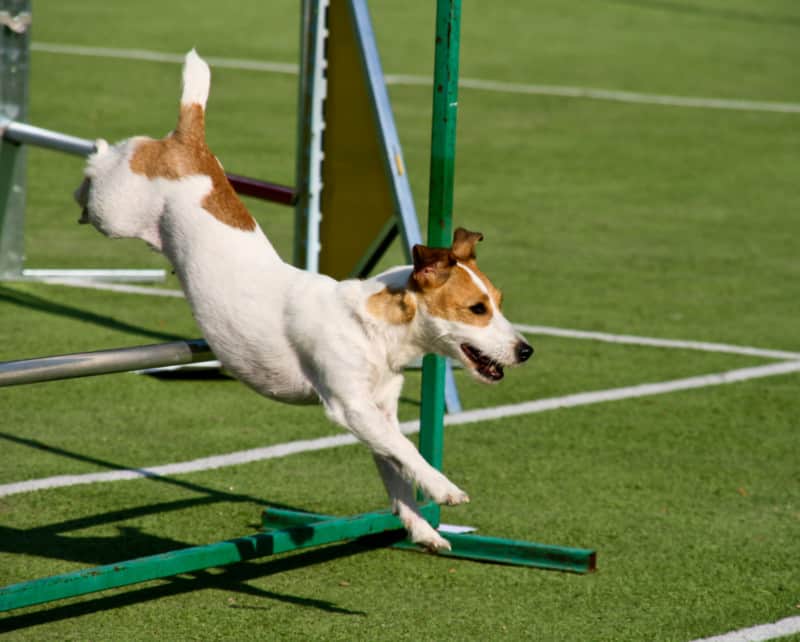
[469,302,488,315]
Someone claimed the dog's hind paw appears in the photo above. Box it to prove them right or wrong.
[407,521,452,553]
[421,531,452,553]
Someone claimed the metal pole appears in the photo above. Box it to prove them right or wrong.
[419,0,462,473]
[293,0,328,272]
[0,118,96,156]
[225,173,296,206]
[0,1,31,279]
[0,340,213,387]
[0,119,296,205]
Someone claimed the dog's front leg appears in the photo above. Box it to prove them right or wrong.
[323,398,469,506]
[373,454,451,552]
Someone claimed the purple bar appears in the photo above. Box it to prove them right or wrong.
[226,173,296,206]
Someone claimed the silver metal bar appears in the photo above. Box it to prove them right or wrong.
[0,340,213,387]
[21,268,166,282]
[0,118,96,157]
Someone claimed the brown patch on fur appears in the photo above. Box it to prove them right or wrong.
[129,104,256,231]
[451,228,483,261]
[411,245,455,290]
[417,263,494,327]
[409,228,503,326]
[367,287,417,325]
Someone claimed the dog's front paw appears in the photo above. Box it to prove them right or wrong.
[423,474,470,507]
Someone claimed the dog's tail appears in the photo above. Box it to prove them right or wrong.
[176,49,210,141]
[181,49,210,109]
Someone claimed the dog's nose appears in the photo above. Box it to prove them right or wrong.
[516,341,534,363]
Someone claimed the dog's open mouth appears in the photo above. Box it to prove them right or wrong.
[461,343,504,382]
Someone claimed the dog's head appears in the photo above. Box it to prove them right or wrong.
[411,228,533,383]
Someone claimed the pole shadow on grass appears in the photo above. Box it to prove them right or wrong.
[0,430,379,625]
[0,535,385,631]
[0,432,370,603]
[0,284,187,343]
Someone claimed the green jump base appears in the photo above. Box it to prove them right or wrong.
[0,506,418,612]
[1,504,595,612]
[263,506,597,575]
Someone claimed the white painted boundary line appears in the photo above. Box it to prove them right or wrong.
[514,324,800,361]
[440,360,800,427]
[31,42,299,75]
[2,359,798,498]
[38,278,185,298]
[386,74,800,115]
[31,42,800,115]
[27,278,800,363]
[689,616,800,642]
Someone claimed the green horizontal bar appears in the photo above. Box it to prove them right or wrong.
[264,507,596,574]
[394,532,596,574]
[0,508,409,612]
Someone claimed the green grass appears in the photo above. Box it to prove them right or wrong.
[2,1,800,640]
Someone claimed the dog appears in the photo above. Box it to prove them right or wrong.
[75,50,534,551]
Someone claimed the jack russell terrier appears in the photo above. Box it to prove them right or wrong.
[75,50,534,552]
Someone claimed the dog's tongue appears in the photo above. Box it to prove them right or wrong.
[480,362,504,381]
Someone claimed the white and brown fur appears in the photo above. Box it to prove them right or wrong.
[75,51,534,551]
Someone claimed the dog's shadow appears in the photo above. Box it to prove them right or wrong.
[0,433,372,629]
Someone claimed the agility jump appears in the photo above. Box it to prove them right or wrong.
[0,0,595,613]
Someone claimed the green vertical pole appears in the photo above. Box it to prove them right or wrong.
[419,0,461,480]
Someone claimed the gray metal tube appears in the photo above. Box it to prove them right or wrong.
[0,340,213,387]
[0,119,96,157]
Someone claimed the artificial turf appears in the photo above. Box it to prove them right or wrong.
[1,1,799,640]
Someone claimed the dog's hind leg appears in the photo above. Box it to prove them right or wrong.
[373,454,451,552]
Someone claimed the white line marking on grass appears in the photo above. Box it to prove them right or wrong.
[689,615,800,642]
[31,42,800,115]
[38,278,185,298]
[2,360,798,498]
[29,279,800,362]
[439,360,800,427]
[31,42,299,75]
[388,75,800,114]
[515,324,800,361]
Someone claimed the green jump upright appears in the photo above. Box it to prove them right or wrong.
[414,0,597,571]
[419,0,462,487]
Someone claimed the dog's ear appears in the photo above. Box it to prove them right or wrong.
[412,244,456,290]
[451,227,484,261]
